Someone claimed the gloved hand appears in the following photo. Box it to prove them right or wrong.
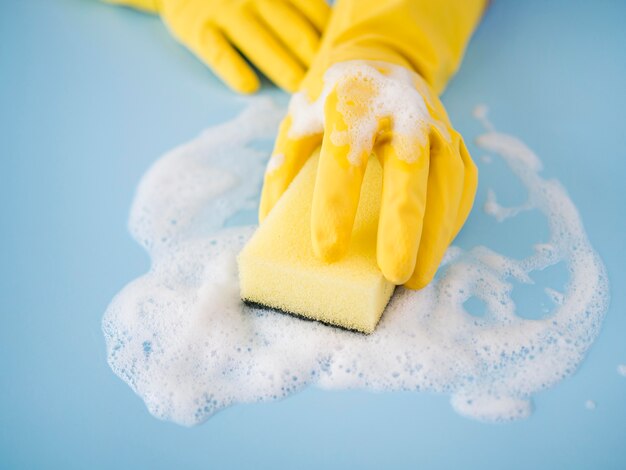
[259,0,486,289]
[105,0,330,93]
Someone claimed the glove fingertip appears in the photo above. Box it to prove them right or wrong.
[379,256,414,285]
[258,182,278,223]
[226,72,261,94]
[403,270,435,290]
[312,233,346,263]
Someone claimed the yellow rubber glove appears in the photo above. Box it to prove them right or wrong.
[259,0,486,289]
[105,0,330,93]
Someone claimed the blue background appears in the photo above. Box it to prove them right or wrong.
[1,0,625,468]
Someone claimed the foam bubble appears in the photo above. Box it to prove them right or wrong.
[265,153,285,175]
[585,400,597,411]
[103,99,609,426]
[618,365,626,377]
[452,393,532,422]
[544,287,565,306]
[473,104,488,119]
[473,104,494,132]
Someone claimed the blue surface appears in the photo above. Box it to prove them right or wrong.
[2,0,625,468]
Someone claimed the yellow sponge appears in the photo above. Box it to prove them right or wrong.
[238,151,395,334]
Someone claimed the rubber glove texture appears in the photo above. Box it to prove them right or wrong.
[259,0,486,289]
[106,0,330,93]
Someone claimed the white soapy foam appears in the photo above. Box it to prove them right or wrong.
[265,153,285,175]
[473,104,488,119]
[484,189,533,222]
[103,97,609,426]
[544,287,565,306]
[618,365,626,377]
[287,61,445,165]
[473,104,494,132]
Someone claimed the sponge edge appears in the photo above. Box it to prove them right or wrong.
[238,151,395,334]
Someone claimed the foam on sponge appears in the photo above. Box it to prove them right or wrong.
[238,152,395,333]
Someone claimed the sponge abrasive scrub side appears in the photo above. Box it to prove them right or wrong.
[238,152,395,334]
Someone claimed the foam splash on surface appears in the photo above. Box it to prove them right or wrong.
[103,99,609,426]
[484,189,532,222]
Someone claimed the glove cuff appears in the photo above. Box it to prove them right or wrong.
[300,0,487,98]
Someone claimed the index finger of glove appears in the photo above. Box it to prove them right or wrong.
[311,88,375,263]
[287,0,330,32]
[194,27,260,94]
[219,9,305,92]
[259,116,322,222]
[255,0,320,66]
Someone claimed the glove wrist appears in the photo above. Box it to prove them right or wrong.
[302,43,413,100]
